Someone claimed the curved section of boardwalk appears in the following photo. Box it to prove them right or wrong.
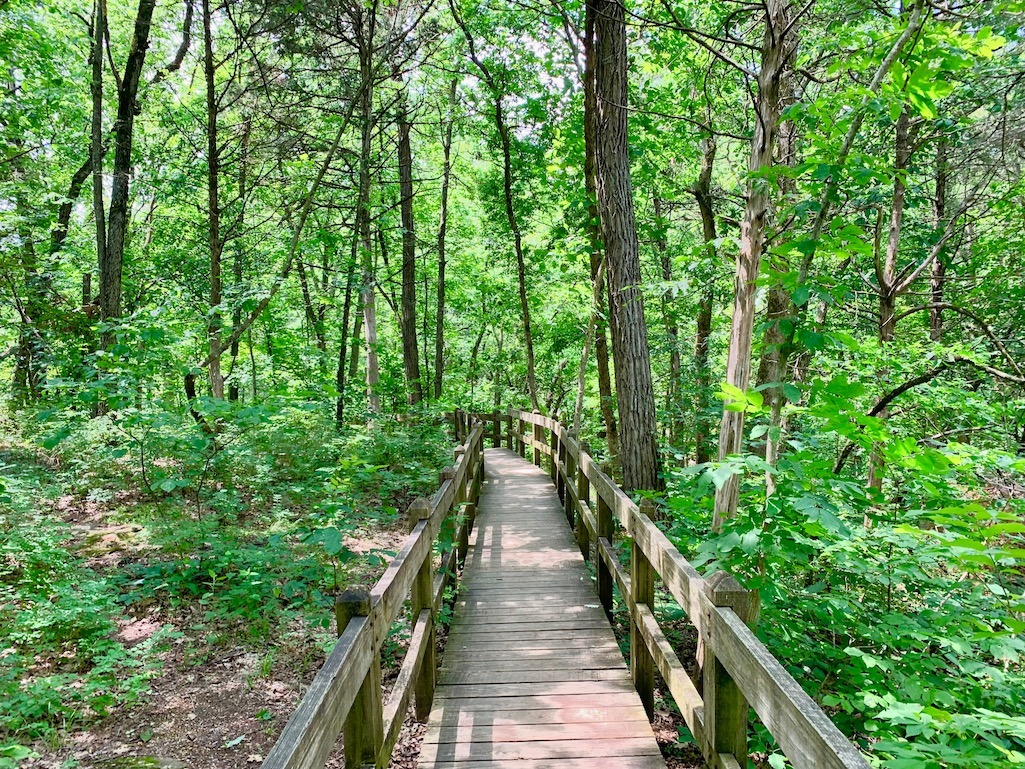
[420,448,664,769]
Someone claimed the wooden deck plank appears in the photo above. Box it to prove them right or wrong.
[420,448,663,769]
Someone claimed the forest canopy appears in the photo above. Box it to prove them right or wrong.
[1,0,1024,767]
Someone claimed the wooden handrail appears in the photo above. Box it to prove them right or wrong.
[261,420,486,769]
[465,407,870,769]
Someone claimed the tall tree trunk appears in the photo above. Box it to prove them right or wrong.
[594,0,661,491]
[754,72,800,484]
[336,243,358,428]
[203,0,224,399]
[229,118,251,402]
[90,0,106,312]
[713,0,794,529]
[653,194,682,445]
[102,0,157,347]
[434,79,456,399]
[930,138,948,342]
[692,133,716,465]
[583,0,618,456]
[869,106,911,492]
[397,75,422,405]
[357,13,381,415]
[495,97,540,412]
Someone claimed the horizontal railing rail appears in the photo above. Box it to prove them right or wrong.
[261,420,486,769]
[456,407,869,769]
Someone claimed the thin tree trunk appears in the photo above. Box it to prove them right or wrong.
[336,242,358,428]
[229,118,250,402]
[90,0,106,312]
[203,0,224,399]
[397,74,422,405]
[102,0,157,347]
[357,14,381,415]
[594,0,661,491]
[713,0,794,529]
[692,133,716,465]
[495,97,540,411]
[869,106,911,492]
[930,138,948,342]
[754,71,800,481]
[653,194,682,445]
[434,79,456,399]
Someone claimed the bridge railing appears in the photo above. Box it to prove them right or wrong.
[457,407,869,769]
[261,420,486,769]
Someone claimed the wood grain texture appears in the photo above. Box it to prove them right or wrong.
[421,448,663,769]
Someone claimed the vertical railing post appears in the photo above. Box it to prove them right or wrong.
[454,446,467,500]
[407,499,436,721]
[702,572,756,769]
[563,432,577,527]
[596,492,614,619]
[515,410,526,458]
[576,441,591,560]
[505,412,513,450]
[532,410,542,467]
[458,502,474,567]
[491,409,500,448]
[631,499,657,718]
[550,423,560,489]
[474,433,485,503]
[336,587,383,768]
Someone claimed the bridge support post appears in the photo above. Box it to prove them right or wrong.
[504,413,513,450]
[702,572,756,769]
[563,434,577,527]
[550,425,560,490]
[408,499,437,723]
[336,587,383,768]
[532,411,542,467]
[576,442,591,560]
[631,500,657,719]
[490,409,501,447]
[596,494,614,619]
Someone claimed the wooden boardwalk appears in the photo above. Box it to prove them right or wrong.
[420,448,665,769]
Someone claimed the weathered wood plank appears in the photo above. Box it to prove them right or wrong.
[412,757,666,769]
[424,720,654,744]
[420,737,662,763]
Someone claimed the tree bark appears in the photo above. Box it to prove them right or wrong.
[594,0,661,491]
[449,4,540,411]
[356,7,381,415]
[434,79,456,399]
[90,0,106,312]
[930,138,948,342]
[654,194,683,444]
[397,75,422,405]
[584,0,619,458]
[713,0,794,529]
[203,0,224,399]
[754,71,800,480]
[692,133,716,465]
[101,0,157,346]
[868,106,911,492]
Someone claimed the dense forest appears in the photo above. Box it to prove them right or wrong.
[1,0,1024,766]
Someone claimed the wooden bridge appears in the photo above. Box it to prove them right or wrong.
[261,410,870,769]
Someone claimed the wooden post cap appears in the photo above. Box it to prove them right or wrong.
[704,570,756,623]
[440,465,456,483]
[335,585,371,635]
[639,498,658,519]
[407,497,431,531]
